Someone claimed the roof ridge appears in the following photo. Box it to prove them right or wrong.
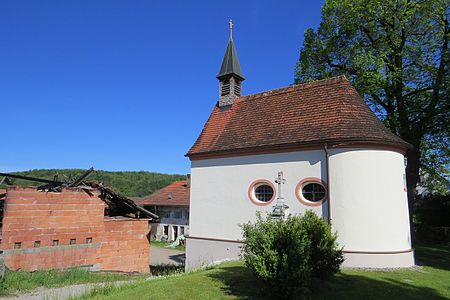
[242,75,348,102]
[139,180,188,199]
[187,74,410,158]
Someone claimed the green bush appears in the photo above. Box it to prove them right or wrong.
[241,211,343,299]
[414,194,450,227]
[416,225,450,243]
[414,194,450,243]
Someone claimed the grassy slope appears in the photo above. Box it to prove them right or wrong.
[313,243,450,300]
[0,169,185,197]
[79,243,450,300]
[80,263,261,300]
[0,268,144,296]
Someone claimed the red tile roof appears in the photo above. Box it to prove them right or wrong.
[135,181,190,207]
[187,76,410,158]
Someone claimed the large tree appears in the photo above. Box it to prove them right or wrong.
[295,0,449,204]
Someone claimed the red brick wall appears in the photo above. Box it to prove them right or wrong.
[101,218,150,273]
[1,187,150,273]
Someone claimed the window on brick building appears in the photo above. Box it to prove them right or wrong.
[70,239,76,245]
[34,241,41,248]
[14,242,21,249]
[86,237,93,244]
[53,240,59,246]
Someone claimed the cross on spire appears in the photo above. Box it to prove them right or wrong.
[229,19,233,40]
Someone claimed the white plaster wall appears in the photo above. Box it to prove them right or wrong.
[154,224,189,241]
[329,148,411,252]
[158,207,189,226]
[186,238,242,271]
[189,150,328,241]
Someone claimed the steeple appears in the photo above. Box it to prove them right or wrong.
[217,19,244,107]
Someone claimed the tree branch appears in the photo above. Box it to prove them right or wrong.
[421,18,449,123]
[403,87,433,98]
[370,93,389,110]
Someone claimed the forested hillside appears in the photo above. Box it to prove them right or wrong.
[0,169,185,198]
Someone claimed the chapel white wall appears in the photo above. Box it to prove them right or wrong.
[189,150,328,241]
[188,147,413,269]
[329,148,411,252]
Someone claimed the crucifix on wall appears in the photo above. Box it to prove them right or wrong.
[272,171,290,219]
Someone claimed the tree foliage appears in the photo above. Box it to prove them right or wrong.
[414,193,450,242]
[0,169,185,197]
[241,211,343,299]
[415,194,450,227]
[295,0,449,198]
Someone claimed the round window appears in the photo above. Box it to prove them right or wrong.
[296,178,328,206]
[302,183,326,202]
[248,180,276,205]
[254,184,274,202]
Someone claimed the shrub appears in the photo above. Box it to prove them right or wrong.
[414,194,450,243]
[241,211,343,299]
[414,194,450,227]
[416,225,450,243]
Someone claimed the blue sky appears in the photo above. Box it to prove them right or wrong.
[0,1,324,174]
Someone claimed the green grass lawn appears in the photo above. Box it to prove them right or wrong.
[0,267,144,296]
[151,240,186,252]
[79,242,450,300]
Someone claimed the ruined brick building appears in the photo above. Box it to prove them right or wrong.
[0,173,156,273]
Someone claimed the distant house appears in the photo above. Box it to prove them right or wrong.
[136,179,190,241]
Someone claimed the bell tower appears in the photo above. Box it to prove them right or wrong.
[217,19,245,107]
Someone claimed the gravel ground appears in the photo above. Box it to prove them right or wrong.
[150,246,185,266]
[0,281,130,300]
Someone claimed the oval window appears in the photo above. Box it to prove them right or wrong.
[296,178,328,207]
[302,183,326,202]
[254,184,274,202]
[248,180,276,206]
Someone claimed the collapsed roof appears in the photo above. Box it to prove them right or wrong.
[0,168,158,220]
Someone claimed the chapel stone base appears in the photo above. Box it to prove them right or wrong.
[186,237,415,271]
[185,237,242,272]
[342,250,415,268]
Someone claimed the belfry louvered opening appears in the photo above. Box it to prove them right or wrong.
[234,81,241,96]
[221,80,230,96]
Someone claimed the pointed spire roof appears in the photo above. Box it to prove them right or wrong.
[217,29,245,81]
